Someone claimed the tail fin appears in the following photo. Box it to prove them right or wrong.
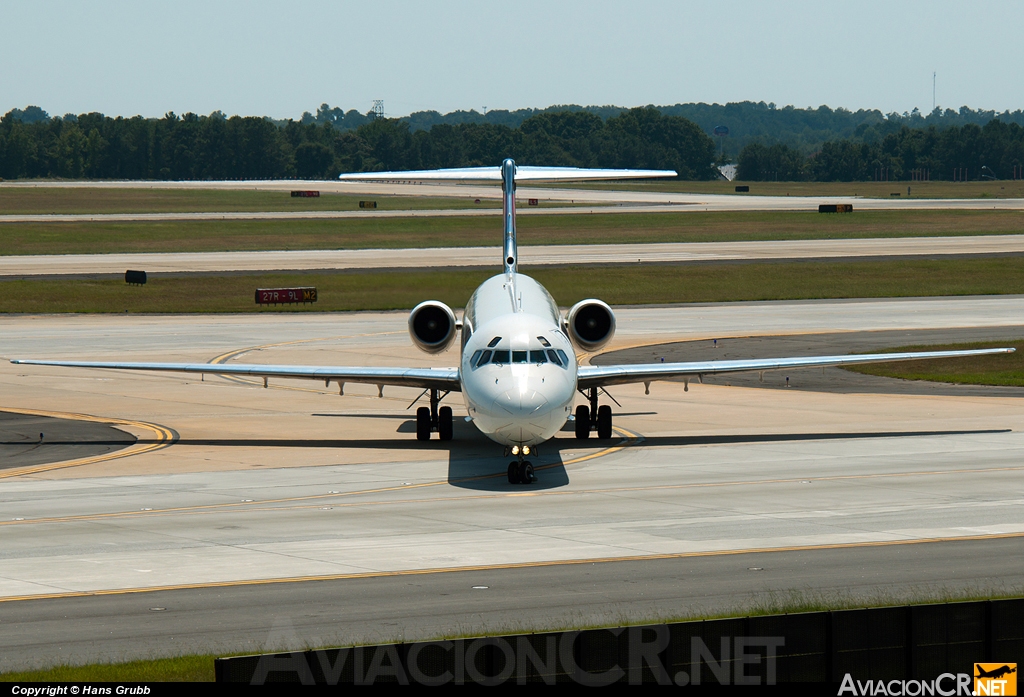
[339,161,677,272]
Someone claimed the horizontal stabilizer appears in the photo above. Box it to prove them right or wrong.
[339,165,676,182]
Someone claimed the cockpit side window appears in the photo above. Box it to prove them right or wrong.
[487,336,502,348]
[476,350,492,367]
[470,350,482,367]
[537,336,551,347]
[546,349,562,366]
[557,349,569,365]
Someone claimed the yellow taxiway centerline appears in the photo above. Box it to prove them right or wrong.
[0,407,176,479]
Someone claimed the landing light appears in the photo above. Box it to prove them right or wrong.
[522,445,531,455]
[511,445,520,455]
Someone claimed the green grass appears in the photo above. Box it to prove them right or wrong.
[844,339,1024,386]
[2,209,1022,255]
[2,257,1023,314]
[0,654,215,682]
[0,187,502,214]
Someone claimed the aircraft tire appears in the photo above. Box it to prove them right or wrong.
[520,462,534,484]
[438,406,453,441]
[416,406,431,441]
[507,461,520,484]
[574,405,590,439]
[597,405,613,439]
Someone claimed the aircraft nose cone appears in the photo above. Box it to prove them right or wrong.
[494,389,549,417]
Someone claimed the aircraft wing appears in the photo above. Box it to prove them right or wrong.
[9,360,462,392]
[576,348,1015,390]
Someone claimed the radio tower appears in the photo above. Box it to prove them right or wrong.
[371,100,384,120]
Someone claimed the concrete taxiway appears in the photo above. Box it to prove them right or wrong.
[3,235,1024,276]
[1,298,1023,670]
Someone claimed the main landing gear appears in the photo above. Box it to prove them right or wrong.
[416,389,453,441]
[574,387,614,440]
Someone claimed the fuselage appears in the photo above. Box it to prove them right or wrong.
[459,272,577,447]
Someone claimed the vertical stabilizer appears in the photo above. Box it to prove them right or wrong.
[501,158,517,274]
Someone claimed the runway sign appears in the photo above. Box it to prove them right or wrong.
[255,287,317,305]
[290,190,320,197]
[359,200,377,209]
[819,204,853,213]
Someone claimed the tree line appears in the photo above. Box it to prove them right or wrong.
[298,101,1024,159]
[737,120,1024,181]
[0,107,717,181]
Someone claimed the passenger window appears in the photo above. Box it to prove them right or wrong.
[512,350,528,363]
[491,350,510,364]
[470,350,482,367]
[530,350,547,363]
[487,337,502,348]
[546,349,562,366]
[476,350,492,367]
[557,349,569,366]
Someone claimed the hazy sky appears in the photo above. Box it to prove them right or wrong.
[2,0,1021,119]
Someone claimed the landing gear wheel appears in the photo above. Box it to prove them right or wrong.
[574,405,590,440]
[416,406,431,441]
[507,461,520,484]
[519,461,534,484]
[438,406,453,441]
[597,404,613,440]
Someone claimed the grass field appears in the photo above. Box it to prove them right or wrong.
[2,209,1022,256]
[0,188,505,214]
[844,339,1024,386]
[2,257,1022,314]
[563,179,1024,199]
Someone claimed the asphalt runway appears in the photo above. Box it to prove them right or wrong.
[1,298,1023,670]
[4,235,1024,276]
[0,411,136,470]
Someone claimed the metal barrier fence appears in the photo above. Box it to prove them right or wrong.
[215,598,1023,685]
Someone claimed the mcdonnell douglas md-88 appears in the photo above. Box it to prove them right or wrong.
[11,160,1016,484]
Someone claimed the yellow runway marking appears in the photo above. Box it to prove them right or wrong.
[0,407,176,479]
[0,427,640,526]
[3,530,1022,604]
[7,432,1023,528]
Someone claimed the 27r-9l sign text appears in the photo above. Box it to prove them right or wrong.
[255,287,318,305]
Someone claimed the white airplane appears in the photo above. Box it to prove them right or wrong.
[11,159,1016,485]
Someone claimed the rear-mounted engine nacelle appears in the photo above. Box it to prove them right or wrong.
[565,299,616,352]
[409,301,459,354]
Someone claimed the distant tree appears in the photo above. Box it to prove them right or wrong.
[294,142,335,178]
[737,143,806,181]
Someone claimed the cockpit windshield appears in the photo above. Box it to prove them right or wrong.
[470,344,568,369]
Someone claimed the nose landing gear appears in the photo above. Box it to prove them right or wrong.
[574,387,615,440]
[415,389,453,441]
[507,460,534,485]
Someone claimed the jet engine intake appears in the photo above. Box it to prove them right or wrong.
[409,301,458,353]
[565,299,616,352]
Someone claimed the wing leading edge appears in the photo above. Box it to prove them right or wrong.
[577,348,1016,390]
[9,360,461,392]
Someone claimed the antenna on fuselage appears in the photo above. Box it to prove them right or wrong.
[501,158,517,275]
